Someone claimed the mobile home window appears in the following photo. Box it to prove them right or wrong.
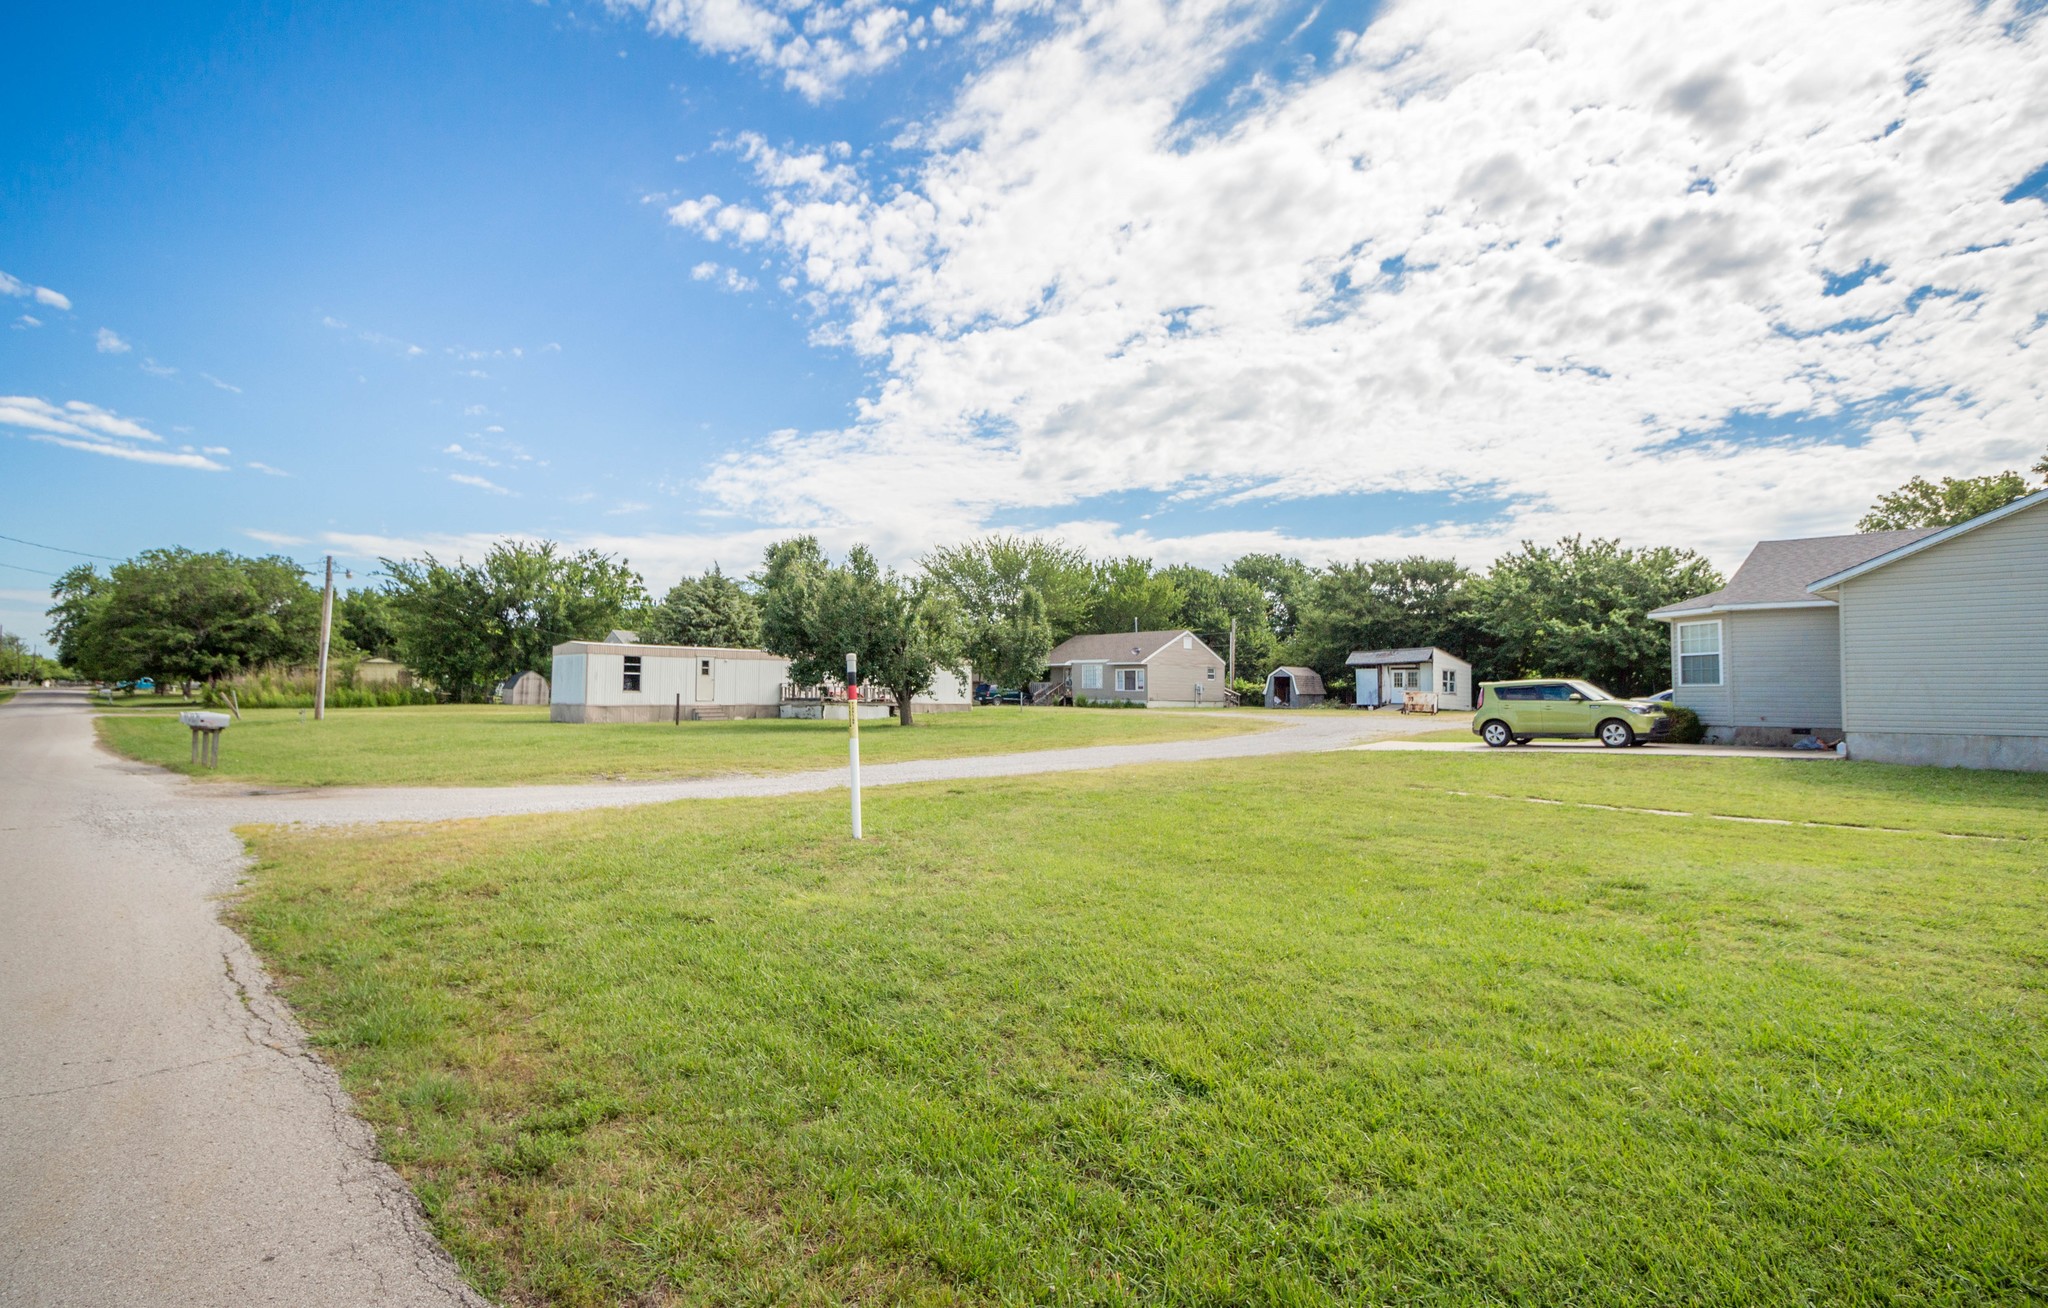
[1441,669,1457,694]
[622,655,642,692]
[699,659,712,677]
[1081,664,1102,690]
[1115,668,1146,692]
[1677,620,1722,686]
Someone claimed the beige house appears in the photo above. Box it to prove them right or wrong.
[1044,630,1229,706]
[1653,488,2047,770]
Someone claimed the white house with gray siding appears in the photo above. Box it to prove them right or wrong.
[550,639,790,722]
[1653,489,2047,770]
[1809,488,2048,771]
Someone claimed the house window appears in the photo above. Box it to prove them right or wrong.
[1389,668,1418,690]
[1441,669,1457,694]
[622,655,642,692]
[1081,664,1102,690]
[1182,636,1192,650]
[1677,620,1722,686]
[1115,668,1146,693]
[699,659,712,677]
[1206,666,1216,680]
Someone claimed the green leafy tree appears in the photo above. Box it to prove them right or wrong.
[0,630,65,682]
[1858,470,2037,531]
[923,535,1091,690]
[383,541,646,702]
[336,587,402,661]
[759,540,965,726]
[45,549,319,687]
[1158,565,1273,675]
[645,565,762,648]
[1226,553,1314,642]
[1288,557,1482,685]
[1090,556,1184,634]
[1468,537,1720,696]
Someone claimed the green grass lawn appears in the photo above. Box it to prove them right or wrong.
[236,752,2048,1306]
[97,703,1268,787]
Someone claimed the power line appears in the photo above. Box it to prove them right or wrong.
[0,560,61,577]
[0,532,119,561]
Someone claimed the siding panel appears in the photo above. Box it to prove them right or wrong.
[1839,502,2048,736]
[1726,608,1842,729]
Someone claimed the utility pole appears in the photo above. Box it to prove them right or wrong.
[845,651,862,839]
[1226,617,1237,691]
[314,554,335,721]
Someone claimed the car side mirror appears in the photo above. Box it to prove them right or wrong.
[1568,693,1584,702]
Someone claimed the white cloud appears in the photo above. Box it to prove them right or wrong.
[246,461,292,477]
[0,396,227,470]
[450,472,514,494]
[243,529,311,546]
[201,373,242,393]
[690,260,759,292]
[14,315,41,329]
[653,0,2048,572]
[444,441,503,467]
[605,0,927,100]
[202,445,232,455]
[140,358,177,377]
[0,269,70,312]
[94,327,131,354]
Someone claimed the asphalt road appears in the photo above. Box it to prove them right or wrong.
[0,688,1451,1304]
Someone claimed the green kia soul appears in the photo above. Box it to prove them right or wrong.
[1472,679,1672,748]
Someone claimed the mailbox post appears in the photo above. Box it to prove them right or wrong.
[179,711,231,768]
[846,651,861,840]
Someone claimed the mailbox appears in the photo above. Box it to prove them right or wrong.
[179,711,231,767]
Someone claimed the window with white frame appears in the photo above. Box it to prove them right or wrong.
[622,655,642,692]
[1206,666,1216,679]
[1081,664,1102,690]
[1389,668,1418,690]
[1115,668,1146,693]
[1441,669,1457,694]
[1182,635,1192,649]
[1677,620,1722,686]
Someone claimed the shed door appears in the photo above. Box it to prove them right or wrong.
[696,658,715,702]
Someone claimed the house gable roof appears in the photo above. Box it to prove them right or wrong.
[1267,666,1325,695]
[1649,527,1939,619]
[1806,488,2048,592]
[1045,630,1216,665]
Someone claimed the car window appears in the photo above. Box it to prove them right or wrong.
[1494,685,1540,701]
[1537,683,1575,701]
[1567,680,1613,700]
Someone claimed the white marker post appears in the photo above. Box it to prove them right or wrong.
[845,651,862,840]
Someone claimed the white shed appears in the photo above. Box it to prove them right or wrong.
[1346,646,1473,711]
[550,639,789,723]
[501,670,550,706]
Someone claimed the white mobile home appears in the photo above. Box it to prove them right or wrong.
[1346,647,1473,711]
[550,640,789,723]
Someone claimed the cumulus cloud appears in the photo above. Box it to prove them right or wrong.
[651,0,2048,570]
[94,327,131,354]
[605,0,927,99]
[691,260,759,292]
[0,395,227,470]
[0,269,70,312]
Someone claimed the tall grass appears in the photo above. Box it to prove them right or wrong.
[202,666,438,710]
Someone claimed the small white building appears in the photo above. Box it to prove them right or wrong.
[550,640,789,723]
[1346,646,1474,711]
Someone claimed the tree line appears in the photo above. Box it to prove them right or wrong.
[43,449,2045,707]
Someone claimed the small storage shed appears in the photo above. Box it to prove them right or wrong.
[550,639,789,723]
[1346,646,1474,711]
[501,670,550,705]
[1264,666,1325,708]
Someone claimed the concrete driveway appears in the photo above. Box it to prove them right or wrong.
[1351,738,1841,760]
[1,689,1451,1303]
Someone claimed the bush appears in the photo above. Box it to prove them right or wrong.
[1663,703,1704,744]
[202,667,439,710]
[1072,695,1146,709]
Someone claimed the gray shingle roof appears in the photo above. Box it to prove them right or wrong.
[1268,666,1325,695]
[1046,630,1203,665]
[1345,646,1444,666]
[1650,528,1940,617]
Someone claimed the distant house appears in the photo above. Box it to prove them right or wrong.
[1264,666,1325,708]
[1653,488,2047,770]
[1044,630,1229,707]
[550,639,790,723]
[1346,647,1473,711]
[353,657,415,689]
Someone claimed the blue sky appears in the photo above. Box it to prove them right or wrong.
[5,0,2046,649]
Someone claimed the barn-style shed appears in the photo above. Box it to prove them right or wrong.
[1264,666,1325,708]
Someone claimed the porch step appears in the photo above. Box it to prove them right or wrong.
[691,705,730,721]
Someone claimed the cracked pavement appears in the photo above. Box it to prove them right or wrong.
[0,687,1451,1303]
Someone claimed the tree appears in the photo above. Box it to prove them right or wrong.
[1159,564,1272,674]
[1858,470,2037,531]
[759,540,965,726]
[1467,537,1720,696]
[44,549,319,687]
[645,565,761,648]
[922,535,1085,688]
[1090,556,1183,633]
[1226,553,1314,642]
[383,541,646,701]
[336,587,401,661]
[1287,557,1481,685]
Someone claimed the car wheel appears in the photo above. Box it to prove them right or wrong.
[1480,719,1513,747]
[1598,719,1635,748]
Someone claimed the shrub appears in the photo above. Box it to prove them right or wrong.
[1663,703,1704,744]
[202,666,439,710]
[1072,695,1146,709]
